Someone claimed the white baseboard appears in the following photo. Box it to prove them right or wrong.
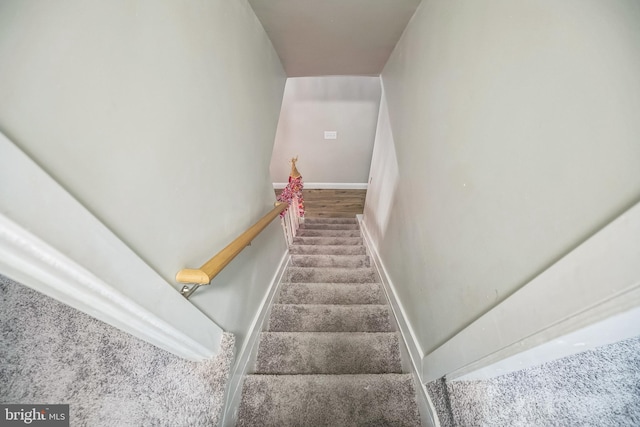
[273,182,368,190]
[453,303,640,381]
[357,215,439,427]
[221,251,290,427]
[0,213,220,360]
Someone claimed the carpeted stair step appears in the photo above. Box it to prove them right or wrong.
[293,236,363,245]
[288,267,378,283]
[267,304,392,332]
[288,244,366,255]
[303,218,358,225]
[297,229,361,237]
[254,332,402,374]
[290,254,370,268]
[236,212,422,425]
[237,374,421,427]
[300,223,359,230]
[278,283,384,305]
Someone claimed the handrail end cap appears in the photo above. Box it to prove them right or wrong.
[176,269,211,285]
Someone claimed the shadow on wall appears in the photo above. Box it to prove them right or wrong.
[0,275,235,427]
[363,85,399,245]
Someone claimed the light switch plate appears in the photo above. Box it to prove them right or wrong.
[324,131,337,140]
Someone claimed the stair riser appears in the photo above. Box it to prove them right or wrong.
[303,218,358,225]
[287,267,378,283]
[255,332,402,375]
[300,224,359,230]
[293,237,363,246]
[288,245,367,255]
[290,255,370,268]
[278,283,384,305]
[297,229,361,237]
[268,305,392,332]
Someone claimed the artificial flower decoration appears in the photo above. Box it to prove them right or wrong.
[277,156,305,218]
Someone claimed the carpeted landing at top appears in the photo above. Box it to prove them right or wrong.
[236,217,422,426]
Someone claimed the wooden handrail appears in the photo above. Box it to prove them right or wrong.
[176,202,288,285]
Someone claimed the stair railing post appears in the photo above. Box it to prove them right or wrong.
[291,196,300,237]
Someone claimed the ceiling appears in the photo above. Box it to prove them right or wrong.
[248,0,422,77]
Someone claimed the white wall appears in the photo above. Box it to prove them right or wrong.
[1,133,222,360]
[0,1,287,351]
[270,76,380,184]
[364,0,640,360]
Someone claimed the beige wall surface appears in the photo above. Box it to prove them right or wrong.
[0,0,287,347]
[270,76,381,184]
[365,0,640,356]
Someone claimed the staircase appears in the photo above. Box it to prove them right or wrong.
[237,217,422,426]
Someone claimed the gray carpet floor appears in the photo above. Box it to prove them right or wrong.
[0,274,235,427]
[427,335,640,426]
[236,217,422,426]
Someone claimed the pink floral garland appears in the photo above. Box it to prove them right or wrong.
[277,175,305,217]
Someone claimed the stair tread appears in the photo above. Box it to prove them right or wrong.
[237,374,421,427]
[254,332,402,375]
[278,282,383,304]
[267,304,392,332]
